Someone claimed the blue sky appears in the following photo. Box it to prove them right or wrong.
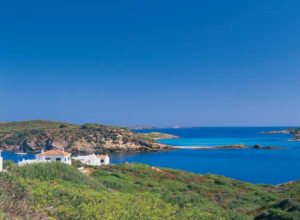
[0,0,300,126]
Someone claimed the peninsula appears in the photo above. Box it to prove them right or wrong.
[0,120,173,154]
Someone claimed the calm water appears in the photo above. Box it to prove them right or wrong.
[2,151,35,163]
[3,127,300,184]
[110,127,300,184]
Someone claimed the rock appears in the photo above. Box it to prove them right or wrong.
[193,144,246,150]
[251,145,284,150]
[260,130,290,134]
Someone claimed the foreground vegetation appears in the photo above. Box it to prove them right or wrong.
[0,162,299,219]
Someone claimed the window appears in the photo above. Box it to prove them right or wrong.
[45,158,50,160]
[101,159,104,163]
[56,158,61,161]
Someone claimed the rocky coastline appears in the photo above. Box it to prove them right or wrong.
[260,128,300,141]
[0,120,174,154]
[177,144,286,150]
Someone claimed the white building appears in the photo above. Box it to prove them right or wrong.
[18,149,72,166]
[73,154,110,166]
[36,149,72,164]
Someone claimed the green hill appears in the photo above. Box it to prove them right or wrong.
[0,162,299,219]
[0,120,172,153]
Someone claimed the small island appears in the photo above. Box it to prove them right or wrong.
[251,145,285,150]
[260,130,290,134]
[187,144,247,150]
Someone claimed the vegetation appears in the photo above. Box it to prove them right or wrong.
[134,132,178,141]
[289,128,300,140]
[0,162,299,219]
[0,120,170,153]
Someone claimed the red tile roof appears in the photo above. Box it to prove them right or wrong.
[37,149,70,157]
[96,155,108,159]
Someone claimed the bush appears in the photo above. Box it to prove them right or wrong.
[71,159,83,168]
[0,173,40,218]
[3,160,16,171]
[12,163,87,184]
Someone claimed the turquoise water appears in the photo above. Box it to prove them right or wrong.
[2,127,299,184]
[111,127,300,184]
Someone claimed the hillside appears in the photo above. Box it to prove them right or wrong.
[289,128,300,140]
[0,162,299,219]
[0,120,172,153]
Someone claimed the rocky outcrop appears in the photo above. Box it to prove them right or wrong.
[185,144,285,150]
[261,128,300,140]
[135,132,178,140]
[260,130,290,134]
[0,120,173,154]
[289,128,300,140]
[130,125,157,130]
[251,145,285,150]
[189,144,246,150]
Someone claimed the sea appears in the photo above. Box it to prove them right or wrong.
[111,127,300,184]
[2,127,299,184]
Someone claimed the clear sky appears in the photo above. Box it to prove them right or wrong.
[0,0,300,127]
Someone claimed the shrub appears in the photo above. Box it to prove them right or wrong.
[0,173,40,218]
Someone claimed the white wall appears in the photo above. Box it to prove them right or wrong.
[73,154,110,166]
[100,157,110,165]
[36,155,72,165]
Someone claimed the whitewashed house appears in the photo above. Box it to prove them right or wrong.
[72,154,110,166]
[36,149,72,164]
[18,149,72,166]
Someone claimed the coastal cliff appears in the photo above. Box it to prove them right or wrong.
[0,120,172,153]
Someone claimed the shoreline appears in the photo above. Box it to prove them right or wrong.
[2,150,299,185]
[173,146,244,150]
[172,144,285,150]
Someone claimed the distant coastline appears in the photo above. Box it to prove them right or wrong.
[260,128,300,140]
[174,144,285,150]
[260,129,290,134]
